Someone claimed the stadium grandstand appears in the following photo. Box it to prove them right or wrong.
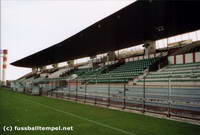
[9,0,200,121]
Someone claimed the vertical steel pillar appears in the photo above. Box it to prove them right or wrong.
[108,74,111,107]
[123,80,126,109]
[94,91,97,105]
[168,72,172,117]
[76,79,78,101]
[68,80,71,99]
[96,75,97,84]
[143,76,146,113]
[84,80,87,103]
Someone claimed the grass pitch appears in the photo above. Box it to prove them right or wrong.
[0,88,200,135]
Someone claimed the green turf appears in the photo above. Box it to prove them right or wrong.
[0,88,199,135]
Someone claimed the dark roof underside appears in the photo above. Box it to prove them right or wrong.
[11,0,200,68]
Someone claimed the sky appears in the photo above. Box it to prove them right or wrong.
[1,0,135,80]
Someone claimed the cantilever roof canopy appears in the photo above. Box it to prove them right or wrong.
[11,0,200,68]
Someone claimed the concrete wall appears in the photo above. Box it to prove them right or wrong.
[168,52,200,64]
[125,52,167,63]
[105,60,118,65]
[32,85,40,95]
[185,53,193,63]
[196,52,200,62]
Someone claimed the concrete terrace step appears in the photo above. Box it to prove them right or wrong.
[146,74,200,79]
[162,67,200,72]
[149,70,200,76]
[147,72,200,77]
[138,78,200,82]
[168,62,200,68]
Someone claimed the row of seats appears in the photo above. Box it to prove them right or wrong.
[60,68,91,77]
[137,62,200,86]
[80,58,158,83]
[80,65,109,77]
[73,68,91,76]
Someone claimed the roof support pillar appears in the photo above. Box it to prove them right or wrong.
[39,66,46,72]
[143,40,156,57]
[32,67,38,73]
[90,55,96,70]
[52,63,58,68]
[107,51,116,61]
[67,60,74,68]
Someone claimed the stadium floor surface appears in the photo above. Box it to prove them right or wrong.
[0,88,200,135]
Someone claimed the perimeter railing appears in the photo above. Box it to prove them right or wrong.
[37,74,200,121]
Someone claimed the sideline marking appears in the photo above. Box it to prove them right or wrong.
[19,96,135,135]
